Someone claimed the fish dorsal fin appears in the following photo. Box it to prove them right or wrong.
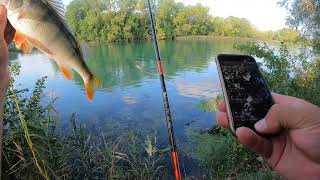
[42,0,84,60]
[44,0,65,18]
[42,0,74,36]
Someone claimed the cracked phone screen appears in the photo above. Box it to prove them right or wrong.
[218,55,274,130]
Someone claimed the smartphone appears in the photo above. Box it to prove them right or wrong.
[216,54,274,133]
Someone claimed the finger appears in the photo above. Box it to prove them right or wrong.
[0,5,7,35]
[236,127,273,158]
[216,112,229,128]
[4,20,15,44]
[272,93,302,106]
[218,100,226,112]
[255,104,304,134]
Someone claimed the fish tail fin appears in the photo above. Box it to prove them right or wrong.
[84,75,101,102]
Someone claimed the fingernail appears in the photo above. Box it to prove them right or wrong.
[255,119,266,131]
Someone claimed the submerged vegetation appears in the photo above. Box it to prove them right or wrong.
[198,95,223,112]
[66,0,300,43]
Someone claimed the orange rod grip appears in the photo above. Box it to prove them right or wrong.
[172,151,182,180]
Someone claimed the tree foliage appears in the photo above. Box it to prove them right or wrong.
[236,42,320,105]
[66,0,299,42]
[279,0,320,47]
[174,4,213,37]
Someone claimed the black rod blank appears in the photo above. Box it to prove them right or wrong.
[147,1,182,180]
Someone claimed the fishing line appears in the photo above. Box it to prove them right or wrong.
[147,1,182,180]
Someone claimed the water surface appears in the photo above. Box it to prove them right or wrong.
[11,38,239,175]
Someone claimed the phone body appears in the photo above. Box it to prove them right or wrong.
[216,54,274,133]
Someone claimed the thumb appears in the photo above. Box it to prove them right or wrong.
[0,5,7,36]
[254,104,303,134]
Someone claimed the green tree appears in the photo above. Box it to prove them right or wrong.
[274,28,300,42]
[65,0,299,42]
[155,0,178,39]
[173,4,213,36]
[80,9,104,41]
[223,17,254,38]
[66,0,104,40]
[211,17,225,36]
[279,0,320,48]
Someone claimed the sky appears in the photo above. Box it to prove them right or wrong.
[62,0,288,31]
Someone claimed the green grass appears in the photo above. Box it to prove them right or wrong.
[196,95,280,179]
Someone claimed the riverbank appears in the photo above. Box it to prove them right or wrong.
[79,36,302,50]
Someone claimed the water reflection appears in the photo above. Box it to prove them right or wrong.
[68,39,237,89]
[177,81,221,99]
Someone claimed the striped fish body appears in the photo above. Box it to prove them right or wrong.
[3,0,100,101]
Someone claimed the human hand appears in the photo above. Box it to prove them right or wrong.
[216,93,320,180]
[0,5,15,98]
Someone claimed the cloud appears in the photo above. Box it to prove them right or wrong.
[177,81,222,99]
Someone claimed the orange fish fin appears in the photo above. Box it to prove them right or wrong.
[21,42,31,54]
[58,64,73,80]
[14,32,32,53]
[84,75,101,102]
[14,31,25,47]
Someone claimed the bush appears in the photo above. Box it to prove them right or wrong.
[236,42,320,106]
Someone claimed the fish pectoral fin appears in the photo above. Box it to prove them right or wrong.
[58,64,73,80]
[14,31,25,47]
[85,75,101,102]
[21,42,31,54]
[14,31,32,54]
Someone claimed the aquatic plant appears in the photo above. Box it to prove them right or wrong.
[197,95,223,112]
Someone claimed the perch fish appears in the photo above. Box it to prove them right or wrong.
[2,0,101,101]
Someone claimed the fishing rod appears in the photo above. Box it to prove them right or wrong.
[147,1,182,180]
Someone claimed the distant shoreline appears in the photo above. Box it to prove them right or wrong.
[81,36,288,46]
